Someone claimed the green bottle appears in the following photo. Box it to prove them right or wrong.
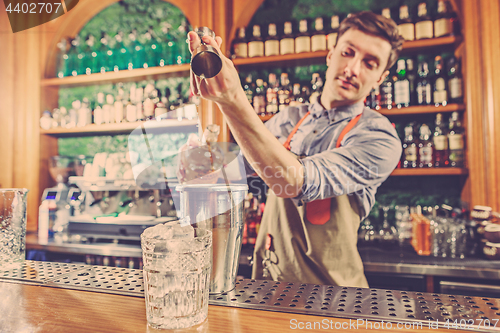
[143,27,161,68]
[55,38,69,78]
[82,34,96,75]
[112,31,128,71]
[67,36,81,76]
[160,23,177,66]
[96,32,111,73]
[128,29,145,69]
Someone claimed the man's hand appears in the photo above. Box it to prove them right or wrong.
[188,31,246,110]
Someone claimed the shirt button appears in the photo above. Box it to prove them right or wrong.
[313,130,317,134]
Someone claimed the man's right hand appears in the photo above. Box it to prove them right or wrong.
[188,31,247,111]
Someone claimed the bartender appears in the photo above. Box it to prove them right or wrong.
[187,11,404,287]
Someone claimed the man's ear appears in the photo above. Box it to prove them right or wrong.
[375,70,390,89]
[326,46,335,65]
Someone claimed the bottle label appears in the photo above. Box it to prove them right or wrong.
[295,36,311,53]
[143,99,154,117]
[415,21,433,39]
[419,146,433,164]
[433,135,448,150]
[264,40,280,56]
[311,34,327,52]
[398,23,415,41]
[394,80,410,105]
[434,18,453,37]
[253,95,266,114]
[449,77,463,99]
[380,84,393,107]
[234,42,248,58]
[280,38,294,55]
[434,90,447,105]
[327,32,337,50]
[417,83,432,104]
[248,41,264,58]
[126,104,137,123]
[405,146,417,161]
[448,133,464,150]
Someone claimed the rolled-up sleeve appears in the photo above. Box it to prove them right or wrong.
[296,118,402,203]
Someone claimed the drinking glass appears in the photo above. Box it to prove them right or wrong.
[141,220,212,329]
[0,188,29,269]
[378,205,398,249]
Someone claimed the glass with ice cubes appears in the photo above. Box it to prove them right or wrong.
[141,219,212,329]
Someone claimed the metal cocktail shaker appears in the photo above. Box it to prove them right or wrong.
[190,27,223,79]
[176,184,248,294]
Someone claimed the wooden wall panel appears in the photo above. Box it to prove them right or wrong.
[0,2,15,190]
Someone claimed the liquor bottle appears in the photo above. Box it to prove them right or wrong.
[83,34,97,75]
[433,55,448,106]
[231,27,248,58]
[253,79,266,115]
[135,86,145,121]
[447,56,463,104]
[394,59,411,108]
[112,31,128,71]
[175,20,190,64]
[171,84,185,120]
[266,73,279,115]
[367,86,381,110]
[96,32,111,74]
[264,23,280,57]
[398,5,415,41]
[55,38,69,78]
[93,92,105,125]
[248,25,264,58]
[415,2,433,40]
[114,83,125,123]
[159,22,175,66]
[311,17,327,52]
[154,89,168,120]
[434,0,454,38]
[402,123,418,168]
[67,36,81,76]
[381,8,392,20]
[77,98,91,127]
[327,15,340,50]
[418,124,434,168]
[243,74,255,106]
[76,35,90,75]
[380,74,394,109]
[448,112,465,167]
[295,19,311,53]
[416,57,432,105]
[126,85,137,123]
[128,29,145,70]
[290,83,302,105]
[278,73,291,112]
[433,113,449,167]
[103,94,115,124]
[309,73,323,104]
[143,83,156,120]
[280,21,295,55]
[143,27,161,68]
[406,58,417,105]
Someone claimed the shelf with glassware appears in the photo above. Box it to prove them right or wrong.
[41,63,191,88]
[40,118,199,137]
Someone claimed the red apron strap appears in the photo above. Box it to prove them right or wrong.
[306,112,363,225]
[283,111,310,151]
[335,113,362,148]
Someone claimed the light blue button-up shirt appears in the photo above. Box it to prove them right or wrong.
[246,100,402,219]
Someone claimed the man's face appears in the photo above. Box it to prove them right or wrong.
[321,28,392,109]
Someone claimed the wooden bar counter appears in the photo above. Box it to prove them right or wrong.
[1,261,499,333]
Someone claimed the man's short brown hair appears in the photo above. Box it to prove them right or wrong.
[336,11,405,71]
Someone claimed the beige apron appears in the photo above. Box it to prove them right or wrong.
[251,111,368,287]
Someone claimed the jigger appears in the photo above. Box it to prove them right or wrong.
[191,27,223,79]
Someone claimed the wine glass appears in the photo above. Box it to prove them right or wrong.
[379,205,398,250]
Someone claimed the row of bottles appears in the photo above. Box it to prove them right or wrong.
[366,54,463,110]
[230,0,458,59]
[40,82,198,130]
[242,193,264,247]
[55,21,190,78]
[401,112,465,169]
[391,0,459,41]
[242,72,324,116]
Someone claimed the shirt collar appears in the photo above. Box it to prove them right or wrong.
[309,99,366,123]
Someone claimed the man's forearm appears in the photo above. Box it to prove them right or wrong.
[217,91,304,198]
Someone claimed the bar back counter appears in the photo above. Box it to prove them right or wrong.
[2,261,500,332]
